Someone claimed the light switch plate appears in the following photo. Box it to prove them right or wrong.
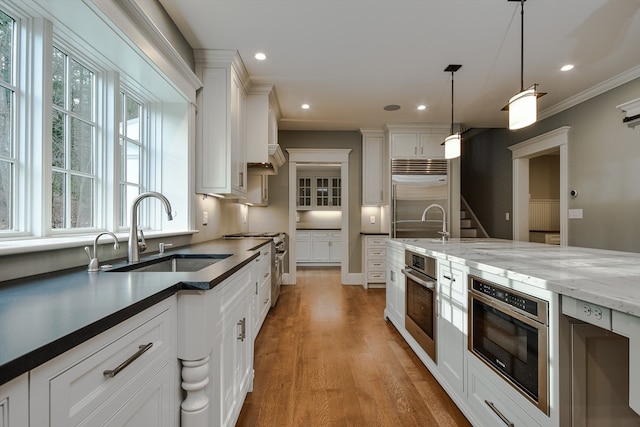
[370,215,376,224]
[202,211,208,225]
[568,208,583,219]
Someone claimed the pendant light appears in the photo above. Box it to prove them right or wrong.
[507,0,541,130]
[444,64,462,159]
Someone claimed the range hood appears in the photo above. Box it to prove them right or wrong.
[247,144,286,175]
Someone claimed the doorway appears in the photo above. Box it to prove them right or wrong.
[287,149,351,285]
[509,127,570,245]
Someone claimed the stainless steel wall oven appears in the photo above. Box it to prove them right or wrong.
[468,275,550,414]
[403,250,437,362]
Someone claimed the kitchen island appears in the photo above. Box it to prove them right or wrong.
[386,237,640,427]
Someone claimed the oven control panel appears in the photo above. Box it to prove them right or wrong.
[471,277,543,318]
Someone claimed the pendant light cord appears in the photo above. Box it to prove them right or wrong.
[450,71,455,135]
[519,0,525,92]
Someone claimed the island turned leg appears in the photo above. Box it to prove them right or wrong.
[181,356,210,427]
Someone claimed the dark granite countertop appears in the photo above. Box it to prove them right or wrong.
[0,237,271,385]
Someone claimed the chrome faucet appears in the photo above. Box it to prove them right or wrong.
[421,203,449,242]
[128,191,173,263]
[85,231,119,272]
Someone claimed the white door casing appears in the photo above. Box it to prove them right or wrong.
[508,127,570,246]
[287,149,352,285]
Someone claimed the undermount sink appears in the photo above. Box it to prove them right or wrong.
[108,254,232,273]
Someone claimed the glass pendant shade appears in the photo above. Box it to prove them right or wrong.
[444,133,461,159]
[508,88,537,130]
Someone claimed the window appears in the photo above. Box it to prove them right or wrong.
[0,10,15,231]
[51,46,96,229]
[0,1,191,252]
[119,91,144,228]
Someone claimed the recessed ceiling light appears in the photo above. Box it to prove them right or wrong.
[384,104,401,111]
[255,52,267,61]
[417,105,426,111]
[301,104,310,110]
[561,64,574,71]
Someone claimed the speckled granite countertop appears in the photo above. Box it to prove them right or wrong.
[390,238,640,317]
[0,238,271,385]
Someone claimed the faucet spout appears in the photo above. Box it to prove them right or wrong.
[128,191,173,263]
[87,231,119,272]
[421,203,449,242]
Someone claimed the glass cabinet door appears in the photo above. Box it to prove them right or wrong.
[316,177,329,206]
[331,177,341,207]
[297,177,312,208]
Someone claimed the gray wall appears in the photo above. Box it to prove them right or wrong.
[462,78,640,252]
[249,131,363,274]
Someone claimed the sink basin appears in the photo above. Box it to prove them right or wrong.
[108,254,232,272]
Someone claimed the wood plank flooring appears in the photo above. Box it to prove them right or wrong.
[236,267,471,427]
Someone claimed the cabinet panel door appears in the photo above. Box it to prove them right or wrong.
[296,235,311,261]
[419,133,446,159]
[311,240,331,262]
[391,133,419,157]
[0,374,28,427]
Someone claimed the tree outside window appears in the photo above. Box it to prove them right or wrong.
[0,10,15,231]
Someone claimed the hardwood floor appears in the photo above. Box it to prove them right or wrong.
[236,267,471,427]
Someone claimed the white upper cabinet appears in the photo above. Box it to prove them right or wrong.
[361,129,387,206]
[387,124,449,159]
[195,50,249,197]
[246,84,284,175]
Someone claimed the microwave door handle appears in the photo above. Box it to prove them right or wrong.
[401,268,435,289]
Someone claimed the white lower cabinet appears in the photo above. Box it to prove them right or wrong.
[215,265,254,427]
[252,244,271,336]
[296,230,341,265]
[467,358,542,427]
[295,231,311,262]
[30,296,178,427]
[0,373,28,427]
[437,261,467,396]
[362,235,387,288]
[384,242,405,328]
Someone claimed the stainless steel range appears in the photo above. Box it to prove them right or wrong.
[224,232,286,307]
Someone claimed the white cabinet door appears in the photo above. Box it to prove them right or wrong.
[328,232,342,262]
[311,239,331,262]
[295,231,311,262]
[252,245,271,335]
[247,174,268,206]
[215,266,254,427]
[390,133,420,157]
[30,297,178,427]
[361,130,386,206]
[420,133,446,158]
[385,243,405,328]
[0,373,28,427]
[437,261,467,396]
[195,51,248,198]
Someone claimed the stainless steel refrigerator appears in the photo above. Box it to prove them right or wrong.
[391,159,449,238]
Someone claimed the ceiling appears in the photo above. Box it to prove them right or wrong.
[159,0,640,132]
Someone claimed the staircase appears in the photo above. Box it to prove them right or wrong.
[459,196,489,238]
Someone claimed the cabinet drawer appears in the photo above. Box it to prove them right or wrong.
[367,247,386,258]
[311,230,341,239]
[366,237,387,247]
[296,231,311,239]
[31,299,175,426]
[439,266,464,299]
[468,363,541,427]
[367,259,385,270]
[367,271,386,282]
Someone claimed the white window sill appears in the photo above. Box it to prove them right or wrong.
[0,230,199,256]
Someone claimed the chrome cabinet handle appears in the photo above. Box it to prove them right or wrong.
[485,400,514,427]
[237,318,246,341]
[401,268,435,289]
[103,343,153,378]
[443,274,454,281]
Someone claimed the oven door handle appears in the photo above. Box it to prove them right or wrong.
[401,268,435,289]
